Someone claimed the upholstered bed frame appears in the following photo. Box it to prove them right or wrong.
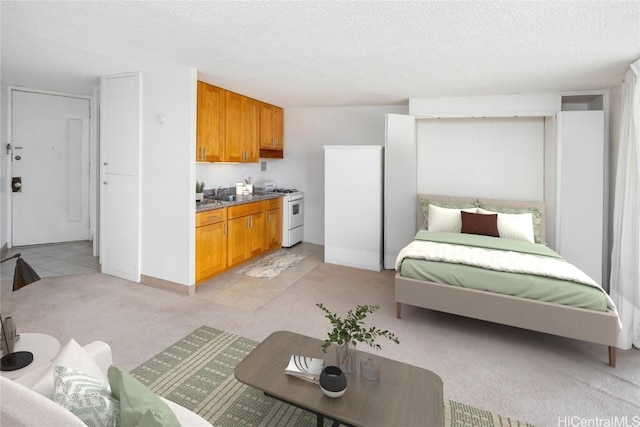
[394,195,620,367]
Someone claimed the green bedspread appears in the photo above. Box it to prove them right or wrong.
[399,231,608,312]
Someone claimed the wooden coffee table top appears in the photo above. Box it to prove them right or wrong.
[234,330,443,427]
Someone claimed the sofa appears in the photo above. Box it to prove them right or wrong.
[0,339,212,427]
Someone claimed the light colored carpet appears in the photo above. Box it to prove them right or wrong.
[130,325,535,427]
[1,243,638,426]
[235,250,306,280]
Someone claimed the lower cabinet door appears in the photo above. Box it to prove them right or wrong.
[265,208,282,250]
[248,212,265,257]
[227,216,249,266]
[196,222,227,282]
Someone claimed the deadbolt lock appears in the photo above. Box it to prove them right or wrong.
[12,177,22,193]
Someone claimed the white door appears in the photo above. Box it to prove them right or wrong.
[384,114,416,269]
[557,110,605,284]
[100,73,141,282]
[11,90,90,246]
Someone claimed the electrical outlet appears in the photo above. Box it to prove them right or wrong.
[261,161,267,172]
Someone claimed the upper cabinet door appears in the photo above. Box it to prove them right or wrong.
[260,103,284,150]
[272,106,284,149]
[242,96,260,162]
[196,82,224,162]
[260,103,274,148]
[225,91,244,162]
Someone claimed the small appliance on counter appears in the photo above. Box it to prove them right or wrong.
[255,181,304,247]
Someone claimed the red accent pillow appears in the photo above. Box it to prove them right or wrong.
[461,211,499,237]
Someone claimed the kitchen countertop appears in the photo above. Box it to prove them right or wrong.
[196,193,282,213]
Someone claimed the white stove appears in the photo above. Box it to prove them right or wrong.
[256,182,304,247]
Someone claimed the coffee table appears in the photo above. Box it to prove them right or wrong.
[234,330,443,427]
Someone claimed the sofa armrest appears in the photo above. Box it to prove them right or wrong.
[83,341,112,376]
[0,376,86,427]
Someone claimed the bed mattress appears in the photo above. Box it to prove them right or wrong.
[397,231,609,312]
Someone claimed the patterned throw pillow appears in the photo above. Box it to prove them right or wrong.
[477,203,543,243]
[54,365,120,427]
[420,198,478,230]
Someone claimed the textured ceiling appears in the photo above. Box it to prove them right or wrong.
[1,1,639,108]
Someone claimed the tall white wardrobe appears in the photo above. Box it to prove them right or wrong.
[555,95,607,286]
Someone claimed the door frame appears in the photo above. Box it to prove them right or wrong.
[6,86,97,251]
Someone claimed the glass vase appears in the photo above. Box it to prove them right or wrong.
[336,341,356,373]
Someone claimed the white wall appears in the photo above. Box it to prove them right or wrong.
[416,117,545,201]
[140,67,197,285]
[284,105,408,244]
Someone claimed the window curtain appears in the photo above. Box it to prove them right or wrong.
[610,59,640,350]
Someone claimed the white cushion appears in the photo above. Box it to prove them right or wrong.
[16,338,108,399]
[0,376,86,427]
[477,208,535,243]
[53,366,120,427]
[428,204,477,233]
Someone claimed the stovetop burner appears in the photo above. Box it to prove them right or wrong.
[273,188,299,194]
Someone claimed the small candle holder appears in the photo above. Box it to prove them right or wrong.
[360,358,380,381]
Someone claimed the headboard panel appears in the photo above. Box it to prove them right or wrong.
[417,194,546,244]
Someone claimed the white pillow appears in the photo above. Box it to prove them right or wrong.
[428,204,477,233]
[53,366,120,427]
[17,338,108,399]
[477,208,535,243]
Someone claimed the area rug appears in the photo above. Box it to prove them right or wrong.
[235,250,305,280]
[130,326,534,427]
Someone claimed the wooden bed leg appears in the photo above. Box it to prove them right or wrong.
[396,302,402,319]
[608,346,617,368]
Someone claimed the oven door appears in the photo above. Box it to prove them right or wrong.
[287,198,304,230]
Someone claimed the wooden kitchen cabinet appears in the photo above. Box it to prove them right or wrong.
[265,197,282,251]
[259,102,284,158]
[227,201,265,266]
[196,82,225,162]
[196,197,282,282]
[197,81,281,163]
[195,208,227,282]
[225,91,259,163]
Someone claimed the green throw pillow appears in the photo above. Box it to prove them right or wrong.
[107,365,181,427]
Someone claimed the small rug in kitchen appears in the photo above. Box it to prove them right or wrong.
[235,250,305,280]
[131,326,535,427]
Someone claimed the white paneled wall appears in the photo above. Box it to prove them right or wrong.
[416,117,545,201]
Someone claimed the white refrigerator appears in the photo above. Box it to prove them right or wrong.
[324,145,383,271]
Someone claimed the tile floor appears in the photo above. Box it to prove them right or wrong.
[195,242,324,311]
[0,240,99,281]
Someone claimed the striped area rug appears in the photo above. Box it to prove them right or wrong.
[130,326,534,427]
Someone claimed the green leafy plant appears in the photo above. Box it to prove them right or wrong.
[316,303,400,353]
[196,181,205,193]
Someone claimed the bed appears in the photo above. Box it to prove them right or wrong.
[394,194,621,367]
